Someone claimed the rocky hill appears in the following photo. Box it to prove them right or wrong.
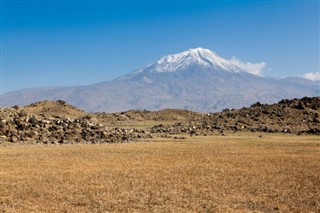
[0,101,152,145]
[22,100,89,118]
[0,97,319,145]
[0,100,203,144]
[151,97,320,136]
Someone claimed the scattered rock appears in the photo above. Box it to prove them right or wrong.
[0,105,152,145]
[173,136,187,140]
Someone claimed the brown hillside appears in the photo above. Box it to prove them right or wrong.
[22,100,88,119]
[95,108,202,125]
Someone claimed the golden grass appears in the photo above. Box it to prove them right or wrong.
[1,134,319,212]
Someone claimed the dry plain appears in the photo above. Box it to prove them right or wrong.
[1,134,319,212]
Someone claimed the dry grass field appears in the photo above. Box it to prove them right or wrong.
[1,134,319,212]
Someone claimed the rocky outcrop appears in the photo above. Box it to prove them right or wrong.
[151,97,320,136]
[0,107,151,144]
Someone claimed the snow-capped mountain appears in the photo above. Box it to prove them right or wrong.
[131,47,241,74]
[2,48,319,112]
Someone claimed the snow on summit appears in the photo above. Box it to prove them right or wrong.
[152,47,240,73]
[130,47,266,76]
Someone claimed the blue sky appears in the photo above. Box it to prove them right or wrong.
[1,0,319,93]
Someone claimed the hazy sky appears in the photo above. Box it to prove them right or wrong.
[1,0,319,93]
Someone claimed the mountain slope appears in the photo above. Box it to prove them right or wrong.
[2,48,319,112]
[124,47,242,75]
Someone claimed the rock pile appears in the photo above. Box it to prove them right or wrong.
[151,97,320,136]
[0,107,151,144]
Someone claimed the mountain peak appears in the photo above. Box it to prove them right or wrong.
[183,47,229,66]
[188,47,217,56]
[133,47,241,74]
